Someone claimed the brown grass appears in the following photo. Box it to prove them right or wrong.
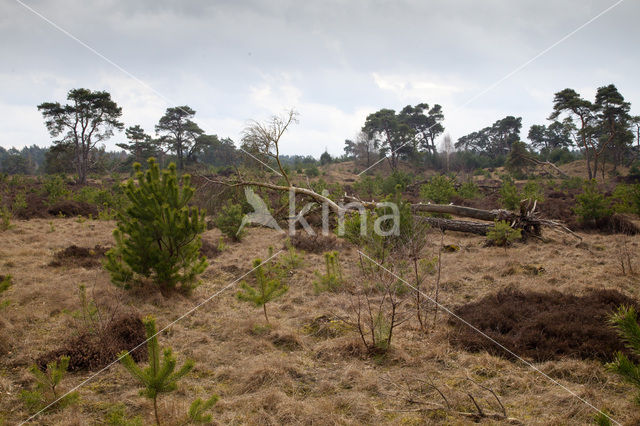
[1,218,640,424]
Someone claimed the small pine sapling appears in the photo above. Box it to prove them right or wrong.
[314,251,343,293]
[607,306,640,405]
[105,404,144,426]
[118,316,194,426]
[187,395,219,424]
[574,179,612,225]
[281,238,303,270]
[215,203,246,241]
[20,355,79,414]
[419,174,456,204]
[486,220,522,250]
[237,258,289,323]
[499,176,521,211]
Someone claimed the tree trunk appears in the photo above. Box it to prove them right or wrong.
[411,203,509,221]
[153,397,161,426]
[416,217,493,235]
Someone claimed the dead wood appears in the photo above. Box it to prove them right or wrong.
[202,175,577,239]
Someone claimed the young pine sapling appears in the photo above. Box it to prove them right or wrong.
[314,251,343,293]
[20,355,79,414]
[187,395,220,424]
[237,258,289,323]
[118,316,194,426]
[607,306,640,404]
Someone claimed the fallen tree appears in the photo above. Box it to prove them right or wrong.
[201,174,577,239]
[200,109,576,239]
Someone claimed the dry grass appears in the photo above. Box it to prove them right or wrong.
[1,217,639,424]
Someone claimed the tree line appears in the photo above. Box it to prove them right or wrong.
[2,84,638,180]
[345,83,638,179]
[0,88,328,181]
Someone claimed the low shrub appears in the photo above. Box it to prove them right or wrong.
[290,232,342,253]
[449,287,639,362]
[42,174,70,204]
[280,238,303,270]
[49,244,109,268]
[237,258,289,323]
[522,180,545,204]
[20,356,79,414]
[314,251,343,293]
[216,202,246,241]
[610,183,640,216]
[39,313,147,371]
[420,174,456,204]
[574,180,612,225]
[38,285,147,371]
[304,165,320,177]
[456,180,480,199]
[381,171,412,195]
[47,200,98,218]
[351,175,383,199]
[0,202,11,231]
[486,220,522,248]
[499,176,520,210]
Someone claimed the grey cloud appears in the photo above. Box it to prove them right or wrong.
[1,0,638,156]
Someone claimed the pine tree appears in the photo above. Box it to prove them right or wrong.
[607,306,640,403]
[118,316,194,426]
[237,258,288,323]
[104,158,208,293]
[187,395,219,423]
[20,355,79,414]
[314,251,343,293]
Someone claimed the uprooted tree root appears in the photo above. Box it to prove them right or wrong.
[37,314,147,371]
[49,244,110,268]
[448,287,638,362]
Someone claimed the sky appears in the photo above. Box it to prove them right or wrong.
[1,0,638,159]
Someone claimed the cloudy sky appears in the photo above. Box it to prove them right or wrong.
[1,0,638,158]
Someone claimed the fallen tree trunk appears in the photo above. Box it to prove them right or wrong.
[411,203,511,221]
[200,176,578,239]
[416,217,492,235]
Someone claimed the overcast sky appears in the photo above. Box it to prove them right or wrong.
[1,0,638,158]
